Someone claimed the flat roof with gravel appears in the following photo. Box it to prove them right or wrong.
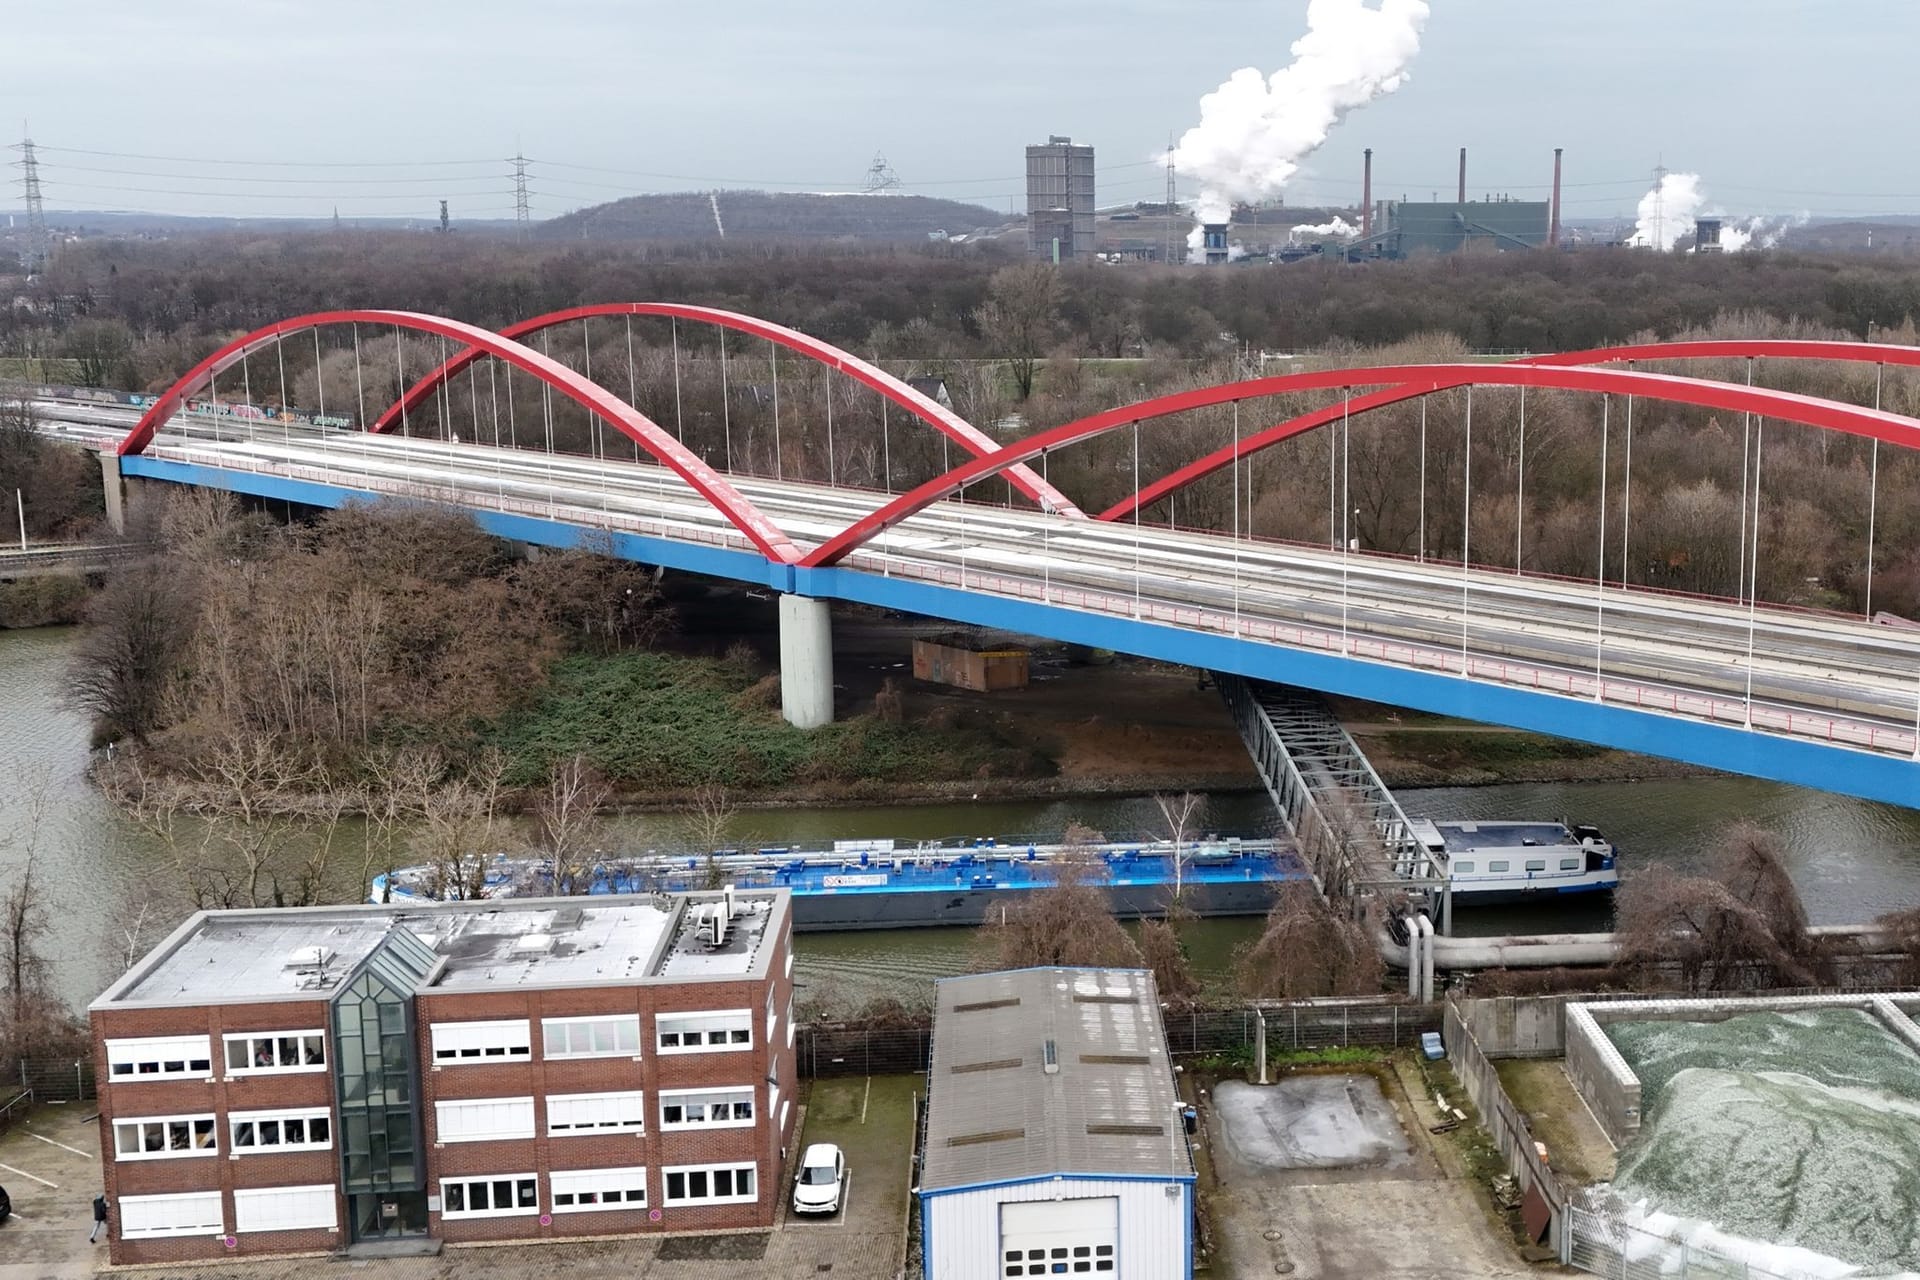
[95,890,787,1009]
[921,966,1193,1193]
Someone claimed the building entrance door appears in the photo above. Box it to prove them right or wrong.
[350,1191,429,1242]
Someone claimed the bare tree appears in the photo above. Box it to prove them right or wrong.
[978,851,1142,971]
[1137,917,1200,1009]
[678,784,744,888]
[411,749,510,901]
[974,264,1061,400]
[1236,882,1384,1000]
[534,755,612,894]
[1151,791,1207,905]
[65,568,197,740]
[356,747,435,903]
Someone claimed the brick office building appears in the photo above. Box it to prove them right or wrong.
[89,889,796,1264]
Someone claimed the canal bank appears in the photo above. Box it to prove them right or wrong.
[5,625,1920,1016]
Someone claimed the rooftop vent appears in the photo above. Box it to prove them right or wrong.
[283,946,333,970]
[547,906,585,932]
[1043,1038,1060,1075]
[511,933,558,956]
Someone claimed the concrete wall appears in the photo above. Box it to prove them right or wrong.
[1458,995,1572,1058]
[1562,1005,1641,1148]
[1442,1000,1568,1254]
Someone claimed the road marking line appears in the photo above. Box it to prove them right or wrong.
[0,1161,58,1188]
[23,1131,90,1157]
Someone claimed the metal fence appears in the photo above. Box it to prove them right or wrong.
[1567,1204,1805,1280]
[1444,997,1569,1256]
[9,1057,96,1102]
[796,998,1441,1078]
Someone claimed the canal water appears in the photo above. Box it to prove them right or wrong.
[4,627,1919,1015]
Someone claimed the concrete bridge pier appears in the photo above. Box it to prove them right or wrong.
[99,451,126,535]
[778,594,834,729]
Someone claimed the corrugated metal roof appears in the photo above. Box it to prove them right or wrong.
[920,967,1192,1192]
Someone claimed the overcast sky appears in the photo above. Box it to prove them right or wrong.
[9,0,1916,222]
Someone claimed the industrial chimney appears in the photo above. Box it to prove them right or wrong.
[1549,148,1563,247]
[1457,148,1467,204]
[1362,148,1373,237]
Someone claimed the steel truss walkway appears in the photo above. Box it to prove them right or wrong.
[1217,674,1451,931]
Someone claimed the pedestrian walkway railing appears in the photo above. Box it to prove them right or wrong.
[0,1087,34,1139]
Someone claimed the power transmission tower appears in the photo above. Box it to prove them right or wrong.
[1163,135,1178,265]
[1650,161,1667,250]
[12,132,49,274]
[512,153,532,239]
[862,151,901,193]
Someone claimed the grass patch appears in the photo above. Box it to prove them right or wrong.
[483,651,1055,791]
[0,357,83,382]
[1271,1044,1389,1068]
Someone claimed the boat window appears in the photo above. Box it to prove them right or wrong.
[1559,858,1581,871]
[1454,862,1474,874]
[1524,859,1547,872]
[1488,860,1509,873]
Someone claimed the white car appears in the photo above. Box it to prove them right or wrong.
[791,1142,845,1214]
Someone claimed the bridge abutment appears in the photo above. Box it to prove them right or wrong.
[778,594,834,729]
[99,451,126,535]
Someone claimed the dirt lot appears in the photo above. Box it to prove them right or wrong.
[1495,1059,1617,1187]
[0,1077,915,1280]
[1201,1065,1541,1280]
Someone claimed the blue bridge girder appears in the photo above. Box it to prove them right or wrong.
[39,402,1920,810]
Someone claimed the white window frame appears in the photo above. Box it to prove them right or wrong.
[541,1014,641,1061]
[434,1096,536,1144]
[784,947,794,980]
[655,1009,752,1054]
[119,1190,225,1238]
[105,1035,213,1083]
[438,1173,540,1219]
[1488,860,1510,873]
[223,1030,328,1076]
[766,988,777,1041]
[112,1113,218,1161]
[1524,858,1548,873]
[547,1090,646,1136]
[550,1166,649,1213]
[659,1087,755,1130]
[234,1184,337,1234]
[229,1107,332,1154]
[786,991,796,1049]
[661,1162,758,1206]
[429,1020,532,1065]
[1559,856,1582,871]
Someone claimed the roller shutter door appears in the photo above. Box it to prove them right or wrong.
[998,1196,1117,1276]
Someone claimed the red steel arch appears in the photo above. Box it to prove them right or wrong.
[803,362,1920,568]
[369,302,1083,519]
[117,310,805,564]
[1101,338,1920,522]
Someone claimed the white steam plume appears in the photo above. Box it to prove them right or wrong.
[1290,215,1360,240]
[1626,172,1706,251]
[1626,172,1808,253]
[1719,213,1809,253]
[1170,0,1430,253]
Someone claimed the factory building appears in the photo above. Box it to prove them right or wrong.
[1026,136,1096,261]
[89,891,797,1264]
[1361,197,1552,256]
[918,967,1195,1280]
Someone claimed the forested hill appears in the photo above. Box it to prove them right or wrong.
[538,190,1011,243]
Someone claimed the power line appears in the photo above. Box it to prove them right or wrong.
[32,144,501,168]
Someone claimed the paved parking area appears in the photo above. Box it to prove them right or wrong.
[0,1077,916,1280]
[0,1101,107,1280]
[1203,1066,1537,1280]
